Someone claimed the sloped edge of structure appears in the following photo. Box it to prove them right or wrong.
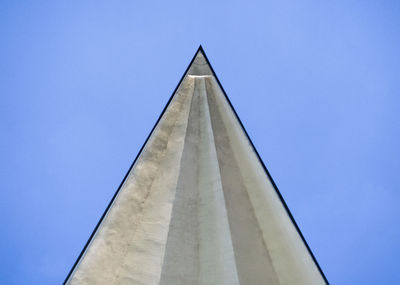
[199,47,329,285]
[63,45,329,284]
[63,48,201,285]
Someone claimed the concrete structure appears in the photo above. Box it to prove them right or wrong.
[64,47,328,285]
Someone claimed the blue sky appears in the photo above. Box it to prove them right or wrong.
[1,1,399,284]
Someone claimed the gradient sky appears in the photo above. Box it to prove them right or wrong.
[1,1,399,284]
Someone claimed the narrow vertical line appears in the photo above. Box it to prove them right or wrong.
[195,76,240,285]
[69,77,196,285]
[159,76,200,285]
[205,77,280,284]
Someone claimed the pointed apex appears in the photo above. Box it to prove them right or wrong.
[196,44,205,54]
[187,46,213,76]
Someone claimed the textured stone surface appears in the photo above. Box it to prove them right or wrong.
[66,50,327,285]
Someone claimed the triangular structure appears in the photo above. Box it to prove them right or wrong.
[65,46,328,285]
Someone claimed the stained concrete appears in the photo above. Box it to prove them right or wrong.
[66,50,327,285]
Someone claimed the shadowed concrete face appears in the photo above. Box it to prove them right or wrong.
[65,49,327,285]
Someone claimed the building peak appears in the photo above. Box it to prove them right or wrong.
[187,47,213,76]
[64,47,328,285]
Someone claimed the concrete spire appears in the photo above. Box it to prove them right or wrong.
[65,47,328,285]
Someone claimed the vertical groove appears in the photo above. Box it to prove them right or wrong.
[205,77,280,285]
[207,76,326,284]
[196,77,240,285]
[159,76,200,285]
[112,76,196,285]
[68,76,195,285]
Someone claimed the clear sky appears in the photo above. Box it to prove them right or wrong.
[1,1,399,284]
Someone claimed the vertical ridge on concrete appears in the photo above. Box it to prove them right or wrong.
[206,76,326,284]
[205,77,281,285]
[110,77,195,285]
[195,77,240,285]
[64,46,328,285]
[66,75,195,285]
[159,77,200,285]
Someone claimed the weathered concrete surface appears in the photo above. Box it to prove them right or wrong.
[66,50,327,285]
